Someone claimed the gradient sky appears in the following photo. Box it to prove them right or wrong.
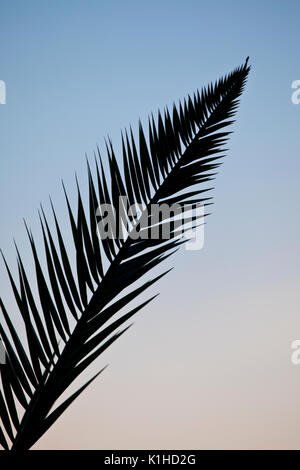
[0,0,299,449]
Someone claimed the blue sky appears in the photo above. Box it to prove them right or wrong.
[0,0,300,449]
[1,0,299,254]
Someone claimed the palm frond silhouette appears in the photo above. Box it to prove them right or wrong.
[0,60,250,450]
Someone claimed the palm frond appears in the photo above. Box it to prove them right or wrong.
[0,60,250,450]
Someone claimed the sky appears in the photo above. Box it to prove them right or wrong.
[0,0,299,449]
